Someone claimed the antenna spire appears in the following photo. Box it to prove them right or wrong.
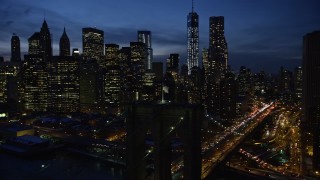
[192,0,194,12]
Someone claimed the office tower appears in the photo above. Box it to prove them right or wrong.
[11,34,21,62]
[141,70,156,101]
[103,44,121,113]
[209,16,228,71]
[188,66,203,104]
[118,47,133,104]
[302,31,320,171]
[202,48,209,72]
[152,62,163,101]
[59,27,70,56]
[0,62,20,110]
[130,42,147,101]
[166,54,179,82]
[220,72,237,120]
[72,48,80,57]
[278,66,293,93]
[28,32,41,55]
[187,1,199,74]
[138,31,153,70]
[48,56,80,113]
[104,44,119,67]
[22,55,48,112]
[82,27,104,60]
[294,66,302,99]
[40,20,52,60]
[205,16,228,115]
[152,62,163,81]
[79,59,101,113]
[253,71,268,95]
[237,66,253,97]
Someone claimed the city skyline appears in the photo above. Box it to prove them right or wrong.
[0,0,320,73]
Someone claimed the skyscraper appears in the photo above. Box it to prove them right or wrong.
[138,31,153,70]
[294,66,302,99]
[130,42,147,101]
[48,56,80,113]
[40,20,52,60]
[205,16,228,115]
[187,1,199,74]
[28,32,41,55]
[22,55,48,112]
[209,16,228,71]
[166,53,179,82]
[82,27,104,60]
[59,27,70,56]
[302,31,320,171]
[11,33,21,62]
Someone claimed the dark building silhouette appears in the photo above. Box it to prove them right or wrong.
[40,20,53,60]
[126,103,203,180]
[237,66,253,97]
[220,72,237,120]
[166,54,179,82]
[59,27,70,56]
[82,27,104,60]
[28,32,41,55]
[188,66,203,104]
[302,31,320,170]
[138,31,153,70]
[11,33,21,62]
[152,62,163,101]
[278,66,293,93]
[187,1,199,74]
[48,56,80,113]
[79,59,102,113]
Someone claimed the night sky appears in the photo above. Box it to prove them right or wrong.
[0,0,319,73]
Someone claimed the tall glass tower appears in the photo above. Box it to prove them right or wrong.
[138,31,153,70]
[187,0,199,75]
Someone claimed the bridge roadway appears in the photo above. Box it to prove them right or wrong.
[201,102,276,179]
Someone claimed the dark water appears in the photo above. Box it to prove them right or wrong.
[0,151,124,180]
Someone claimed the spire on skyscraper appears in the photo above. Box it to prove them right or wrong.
[192,0,194,12]
[60,27,70,56]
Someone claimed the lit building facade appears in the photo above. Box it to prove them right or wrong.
[209,16,228,71]
[82,27,104,60]
[187,10,199,74]
[48,56,80,113]
[130,42,147,101]
[138,31,153,70]
[294,66,302,99]
[22,55,48,112]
